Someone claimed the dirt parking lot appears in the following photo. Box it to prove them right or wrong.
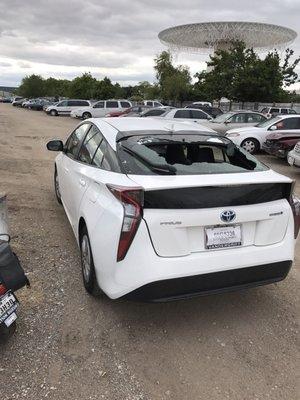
[0,103,299,400]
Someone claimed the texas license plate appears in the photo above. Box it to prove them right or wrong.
[205,225,242,249]
[0,291,18,324]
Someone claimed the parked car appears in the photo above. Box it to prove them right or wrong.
[0,194,29,340]
[204,111,267,135]
[262,131,300,159]
[45,99,92,116]
[106,105,150,118]
[185,104,223,118]
[22,99,37,108]
[226,115,300,154]
[46,117,299,301]
[190,101,212,107]
[142,100,164,107]
[12,97,25,107]
[159,108,212,123]
[1,98,12,103]
[29,99,53,111]
[70,99,132,119]
[287,142,300,167]
[140,107,174,118]
[261,107,297,119]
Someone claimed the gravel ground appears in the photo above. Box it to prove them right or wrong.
[0,103,299,400]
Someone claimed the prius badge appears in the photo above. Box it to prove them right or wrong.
[220,210,236,223]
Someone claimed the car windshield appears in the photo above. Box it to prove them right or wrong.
[256,116,282,128]
[117,132,268,175]
[212,112,234,123]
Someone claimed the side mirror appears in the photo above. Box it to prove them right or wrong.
[269,125,277,131]
[47,140,64,152]
[224,120,230,124]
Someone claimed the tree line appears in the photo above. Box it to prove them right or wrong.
[16,42,300,103]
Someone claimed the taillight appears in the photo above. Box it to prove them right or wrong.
[0,283,7,296]
[289,193,300,239]
[107,185,144,261]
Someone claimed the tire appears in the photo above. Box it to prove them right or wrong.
[82,112,91,120]
[54,168,62,205]
[50,109,58,116]
[241,138,260,154]
[79,225,102,296]
[0,321,16,343]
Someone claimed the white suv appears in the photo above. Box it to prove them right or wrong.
[46,117,299,301]
[70,100,132,119]
[261,107,297,119]
[46,99,91,116]
[142,100,164,107]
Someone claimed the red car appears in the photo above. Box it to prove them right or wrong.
[106,105,150,117]
[262,131,300,158]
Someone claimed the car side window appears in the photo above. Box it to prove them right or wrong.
[230,113,247,123]
[77,125,103,164]
[191,110,208,119]
[65,124,91,159]
[247,113,264,122]
[146,101,152,106]
[282,117,300,129]
[93,101,104,109]
[121,101,131,108]
[281,108,288,114]
[92,140,120,172]
[58,100,67,107]
[289,109,296,114]
[174,110,191,118]
[270,108,279,114]
[106,101,118,108]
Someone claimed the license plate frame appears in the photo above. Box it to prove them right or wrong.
[0,291,19,324]
[205,224,242,250]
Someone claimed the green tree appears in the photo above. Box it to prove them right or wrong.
[18,74,46,98]
[194,43,300,102]
[68,72,97,99]
[93,77,116,99]
[154,51,191,103]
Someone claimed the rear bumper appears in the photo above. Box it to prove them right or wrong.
[123,260,292,302]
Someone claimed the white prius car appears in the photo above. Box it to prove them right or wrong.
[47,118,299,301]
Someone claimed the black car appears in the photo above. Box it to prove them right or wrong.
[28,100,53,111]
[185,104,223,118]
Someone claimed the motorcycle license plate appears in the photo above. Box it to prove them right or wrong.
[0,291,18,324]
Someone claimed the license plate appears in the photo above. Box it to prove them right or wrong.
[288,156,294,166]
[205,225,242,249]
[0,291,18,324]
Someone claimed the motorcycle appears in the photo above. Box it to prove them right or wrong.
[0,195,29,341]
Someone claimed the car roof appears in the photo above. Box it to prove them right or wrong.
[90,117,215,150]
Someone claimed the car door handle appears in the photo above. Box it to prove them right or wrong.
[79,178,86,187]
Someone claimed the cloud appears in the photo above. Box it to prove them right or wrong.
[0,0,299,86]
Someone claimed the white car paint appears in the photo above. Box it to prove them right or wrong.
[70,100,132,119]
[226,115,300,153]
[159,108,212,124]
[48,117,298,300]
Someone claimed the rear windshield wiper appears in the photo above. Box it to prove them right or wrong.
[122,147,177,175]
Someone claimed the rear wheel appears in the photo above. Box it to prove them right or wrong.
[80,225,102,296]
[241,138,260,154]
[50,109,58,116]
[54,168,62,205]
[82,112,91,119]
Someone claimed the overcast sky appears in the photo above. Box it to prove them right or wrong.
[0,0,299,88]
